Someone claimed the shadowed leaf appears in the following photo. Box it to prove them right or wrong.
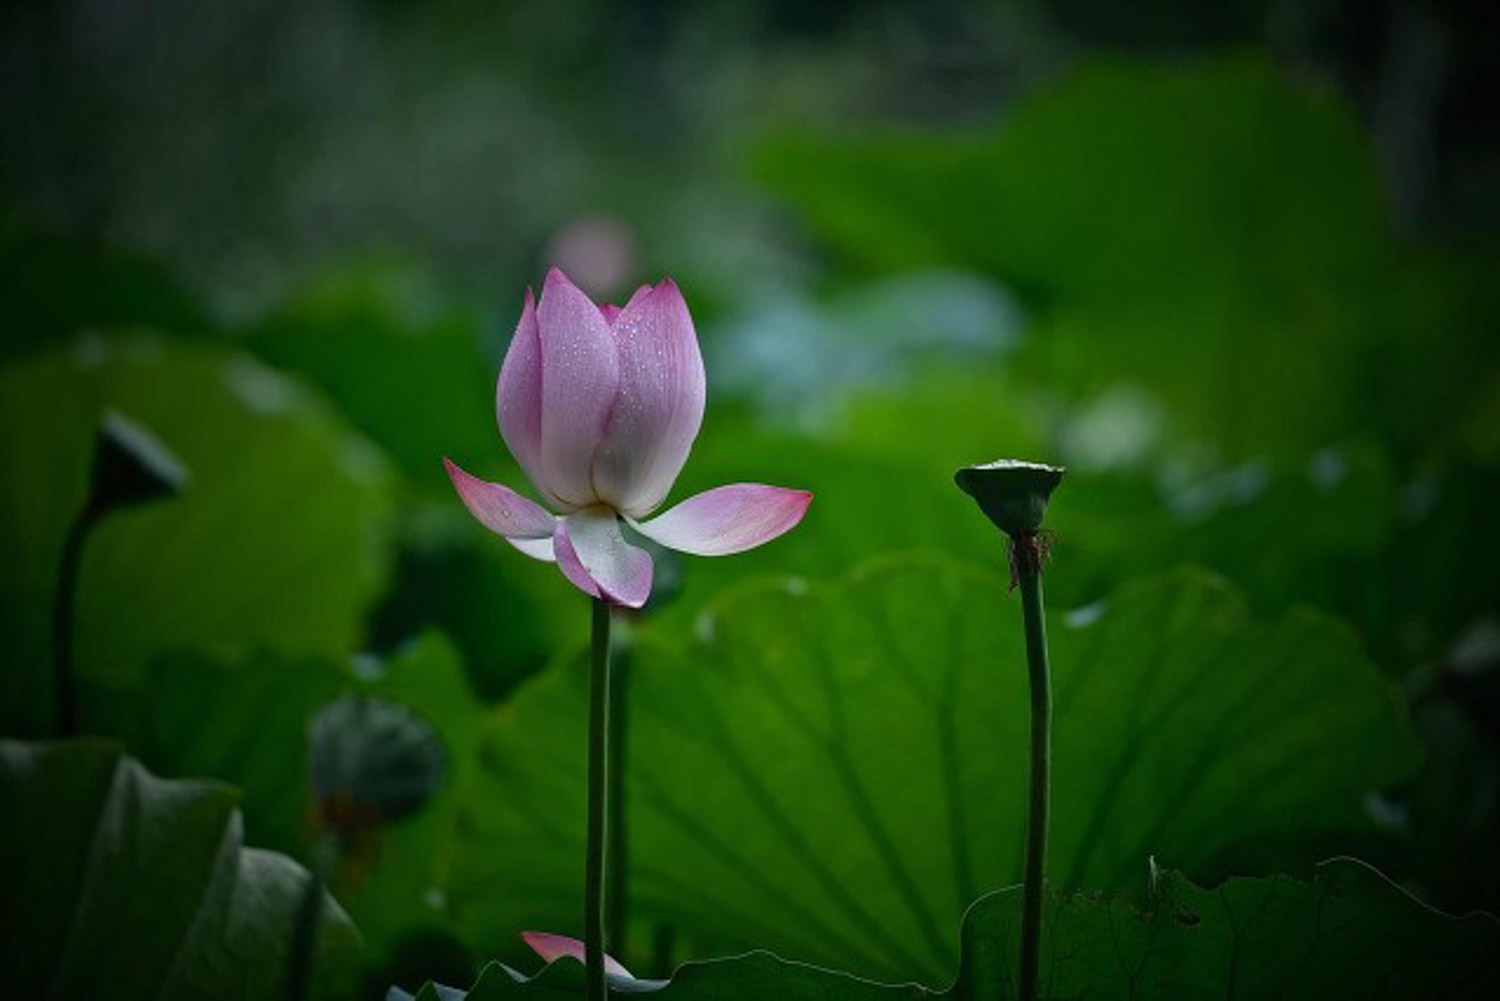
[0,739,362,1000]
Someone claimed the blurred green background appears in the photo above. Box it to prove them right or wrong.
[3,0,1498,996]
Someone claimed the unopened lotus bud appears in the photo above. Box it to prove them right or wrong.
[308,694,445,837]
[87,410,190,518]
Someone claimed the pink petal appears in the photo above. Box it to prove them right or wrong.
[633,484,812,556]
[444,458,556,539]
[590,279,706,517]
[536,268,620,509]
[599,303,623,324]
[556,508,654,608]
[506,536,556,562]
[551,521,600,599]
[622,283,655,310]
[497,288,560,505]
[520,932,634,980]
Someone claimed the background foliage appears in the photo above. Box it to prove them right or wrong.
[2,0,1497,997]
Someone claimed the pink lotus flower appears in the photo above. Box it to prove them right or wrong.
[445,268,812,608]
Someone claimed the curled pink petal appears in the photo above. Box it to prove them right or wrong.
[591,279,706,517]
[497,289,558,504]
[633,484,812,556]
[444,458,556,539]
[536,268,620,509]
[558,508,654,608]
[552,521,601,599]
[520,932,634,980]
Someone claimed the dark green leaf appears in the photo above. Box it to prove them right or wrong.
[0,220,211,357]
[133,633,484,959]
[405,859,1500,999]
[0,739,361,1000]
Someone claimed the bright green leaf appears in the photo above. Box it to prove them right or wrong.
[451,556,1418,983]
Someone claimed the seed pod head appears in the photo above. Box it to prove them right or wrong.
[954,459,1065,537]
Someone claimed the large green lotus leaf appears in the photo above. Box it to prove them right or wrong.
[754,56,1390,456]
[400,859,1498,999]
[0,738,361,1000]
[450,556,1418,984]
[131,632,483,959]
[0,334,396,736]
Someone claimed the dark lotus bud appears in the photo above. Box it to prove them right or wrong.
[308,694,445,835]
[87,410,190,518]
[954,460,1065,537]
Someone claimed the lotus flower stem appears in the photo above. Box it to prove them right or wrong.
[586,597,614,1001]
[952,460,1064,1001]
[606,640,631,956]
[1014,535,1051,1001]
[444,268,811,995]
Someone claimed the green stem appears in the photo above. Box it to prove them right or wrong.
[586,597,613,1001]
[606,641,629,955]
[284,832,336,1001]
[1014,537,1051,1001]
[51,507,93,736]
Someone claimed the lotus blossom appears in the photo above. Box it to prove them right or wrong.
[445,268,812,608]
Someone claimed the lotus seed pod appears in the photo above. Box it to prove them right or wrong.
[954,459,1065,537]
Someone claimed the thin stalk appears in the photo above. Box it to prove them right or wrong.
[1014,537,1051,1001]
[586,597,613,1001]
[284,832,336,1001]
[606,642,630,955]
[51,508,93,736]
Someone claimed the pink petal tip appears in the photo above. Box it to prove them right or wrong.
[520,931,633,980]
[633,484,812,557]
[443,457,556,540]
